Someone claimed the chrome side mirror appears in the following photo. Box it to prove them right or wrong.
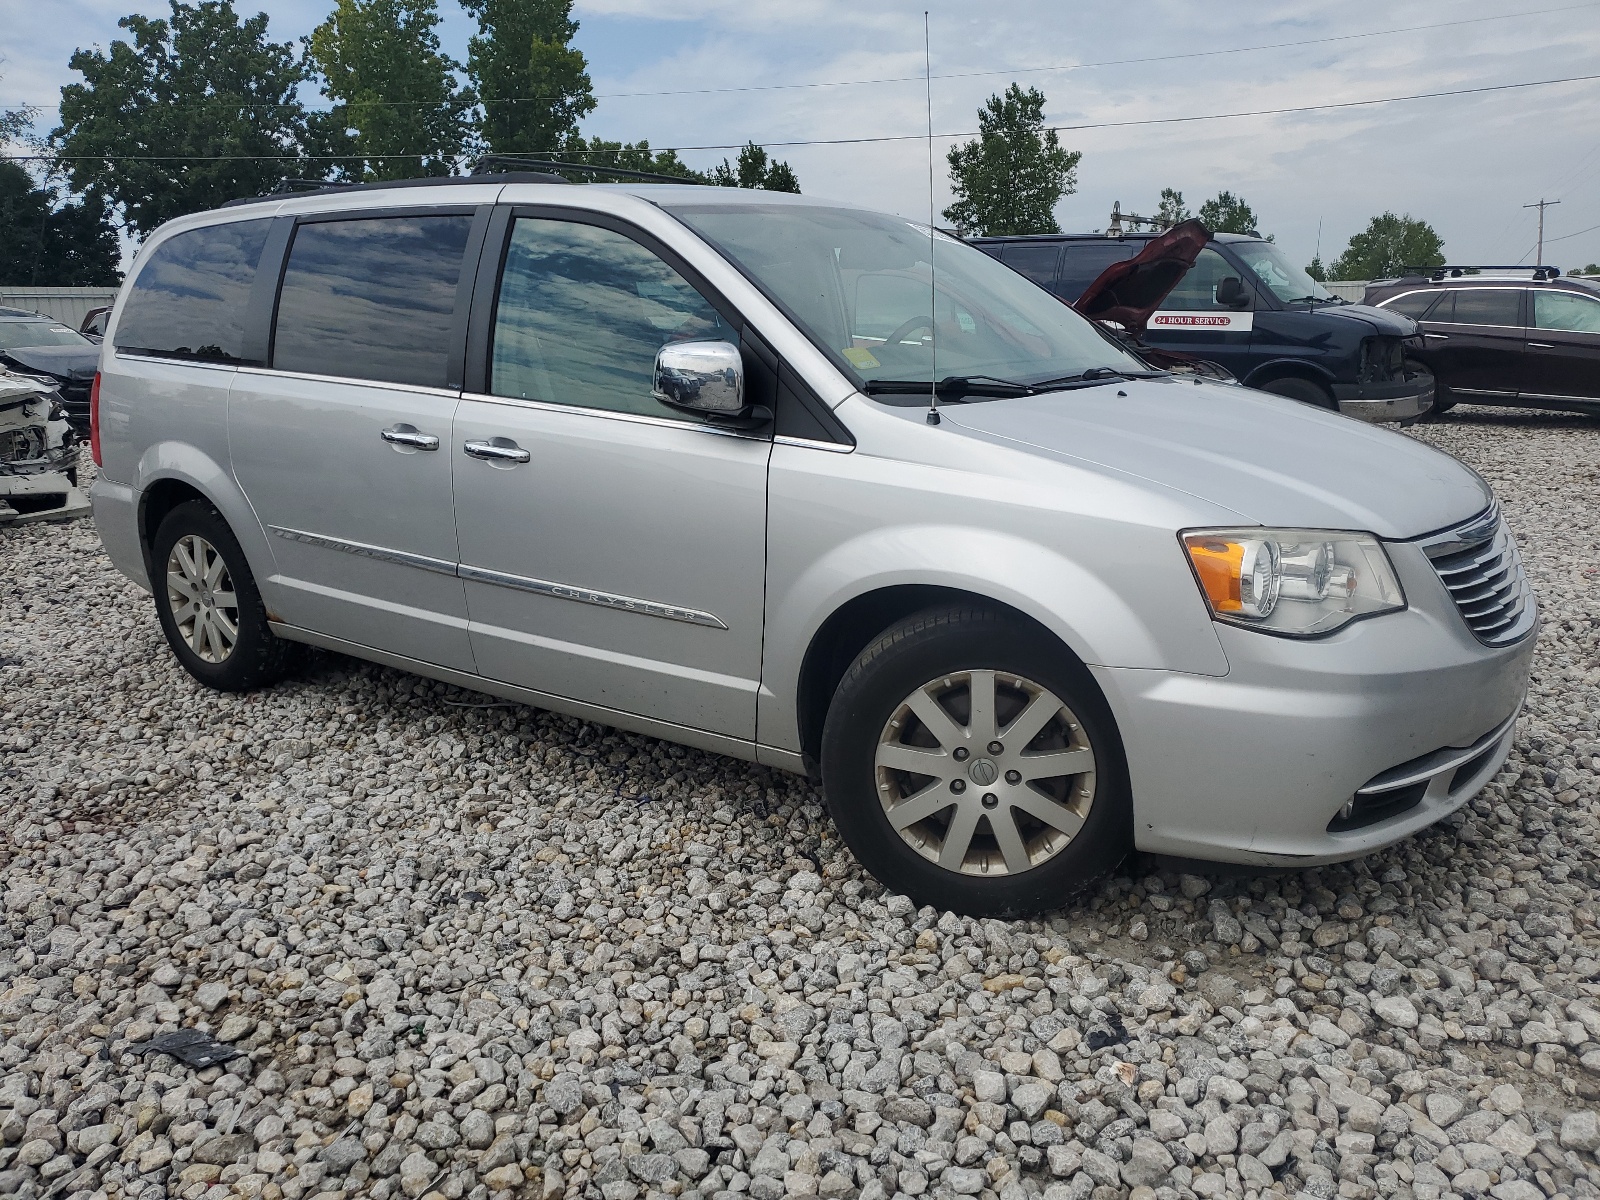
[652,340,745,416]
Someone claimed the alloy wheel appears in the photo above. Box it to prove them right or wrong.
[166,534,239,664]
[874,669,1097,876]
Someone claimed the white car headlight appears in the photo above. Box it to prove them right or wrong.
[1181,528,1405,637]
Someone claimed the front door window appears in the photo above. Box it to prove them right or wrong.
[490,218,730,420]
[1164,248,1249,310]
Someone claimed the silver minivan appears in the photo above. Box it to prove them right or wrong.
[90,179,1535,915]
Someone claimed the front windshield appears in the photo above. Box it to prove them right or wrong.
[665,203,1147,390]
[1230,241,1334,304]
[0,320,93,350]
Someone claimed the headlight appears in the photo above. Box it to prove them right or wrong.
[1182,528,1405,637]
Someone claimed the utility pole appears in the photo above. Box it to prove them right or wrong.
[1524,198,1560,264]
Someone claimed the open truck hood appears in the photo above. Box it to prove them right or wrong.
[1073,219,1210,336]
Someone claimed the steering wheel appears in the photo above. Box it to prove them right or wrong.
[883,315,934,347]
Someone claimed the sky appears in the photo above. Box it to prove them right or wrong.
[3,0,1600,272]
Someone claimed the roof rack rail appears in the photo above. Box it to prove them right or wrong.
[469,154,707,185]
[1407,264,1561,281]
[220,169,583,208]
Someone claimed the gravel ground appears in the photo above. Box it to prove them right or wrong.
[3,409,1599,1200]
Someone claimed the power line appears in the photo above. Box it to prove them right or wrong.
[6,70,1599,163]
[1545,219,1600,244]
[4,1,1596,113]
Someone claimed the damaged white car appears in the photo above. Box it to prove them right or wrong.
[0,369,90,524]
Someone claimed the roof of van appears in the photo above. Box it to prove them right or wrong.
[971,231,1261,244]
[219,177,836,212]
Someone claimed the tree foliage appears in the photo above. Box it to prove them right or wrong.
[555,136,703,181]
[1197,191,1258,235]
[710,143,800,192]
[462,0,594,158]
[1330,213,1444,280]
[944,85,1079,236]
[52,1,312,236]
[0,162,121,286]
[1155,188,1189,229]
[1306,255,1329,282]
[306,0,474,181]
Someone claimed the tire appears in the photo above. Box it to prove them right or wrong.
[820,605,1131,916]
[150,499,300,692]
[1258,376,1337,410]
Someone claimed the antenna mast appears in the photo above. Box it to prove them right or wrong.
[924,11,940,426]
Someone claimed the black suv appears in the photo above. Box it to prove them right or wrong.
[973,228,1434,422]
[1364,267,1600,416]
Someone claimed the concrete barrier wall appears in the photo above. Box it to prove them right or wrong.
[0,287,122,329]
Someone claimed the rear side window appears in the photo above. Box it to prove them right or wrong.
[114,219,272,364]
[272,214,473,388]
[1436,289,1521,328]
[1381,291,1441,319]
[1000,243,1062,292]
[1057,243,1141,301]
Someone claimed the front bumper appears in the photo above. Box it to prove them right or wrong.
[1331,375,1434,423]
[1094,540,1535,867]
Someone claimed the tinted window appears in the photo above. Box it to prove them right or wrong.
[1441,289,1521,328]
[273,215,473,388]
[1382,291,1441,319]
[115,219,271,364]
[1534,289,1600,333]
[1164,248,1247,311]
[1000,243,1062,291]
[1057,243,1140,301]
[490,218,729,420]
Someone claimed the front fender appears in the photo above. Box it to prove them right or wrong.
[1243,357,1339,390]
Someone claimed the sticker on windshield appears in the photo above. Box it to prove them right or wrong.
[1149,311,1253,332]
[842,346,881,369]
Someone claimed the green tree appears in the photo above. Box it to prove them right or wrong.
[51,1,313,236]
[943,84,1080,236]
[1577,262,1600,275]
[1155,188,1189,228]
[558,136,703,181]
[462,0,594,159]
[1330,213,1444,280]
[306,0,474,181]
[1198,191,1258,235]
[0,162,121,285]
[710,142,800,192]
[1306,255,1329,282]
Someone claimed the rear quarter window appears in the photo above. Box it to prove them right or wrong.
[114,219,273,364]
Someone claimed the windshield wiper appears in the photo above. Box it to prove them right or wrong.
[862,374,1036,399]
[1285,294,1343,305]
[1024,367,1168,392]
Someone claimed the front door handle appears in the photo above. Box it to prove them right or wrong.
[464,439,531,464]
[1423,332,1449,340]
[381,425,440,450]
[1527,341,1555,349]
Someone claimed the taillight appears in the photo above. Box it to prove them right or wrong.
[90,371,102,466]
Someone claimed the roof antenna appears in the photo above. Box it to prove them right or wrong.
[924,11,940,426]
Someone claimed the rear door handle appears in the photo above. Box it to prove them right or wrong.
[381,425,440,450]
[464,439,531,464]
[1527,341,1555,349]
[1423,332,1449,340]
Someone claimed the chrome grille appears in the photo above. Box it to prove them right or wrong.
[1420,505,1536,646]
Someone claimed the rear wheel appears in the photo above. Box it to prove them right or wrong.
[1258,376,1337,410]
[820,605,1131,916]
[151,500,300,692]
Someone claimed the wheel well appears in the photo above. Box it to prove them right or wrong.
[138,479,208,575]
[1244,361,1335,396]
[795,585,1065,778]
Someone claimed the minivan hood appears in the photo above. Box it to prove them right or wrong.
[1074,219,1209,335]
[944,377,1488,538]
[0,343,99,382]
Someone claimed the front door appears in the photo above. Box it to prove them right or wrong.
[230,210,481,671]
[1527,287,1600,405]
[1140,247,1256,377]
[1416,287,1527,403]
[452,213,770,740]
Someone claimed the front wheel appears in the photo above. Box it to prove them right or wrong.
[820,605,1131,916]
[1258,376,1337,410]
[151,500,301,692]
